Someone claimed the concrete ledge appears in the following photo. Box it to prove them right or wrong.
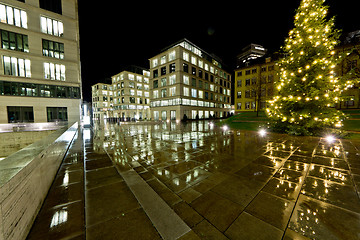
[0,122,78,240]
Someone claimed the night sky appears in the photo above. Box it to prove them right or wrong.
[78,0,359,102]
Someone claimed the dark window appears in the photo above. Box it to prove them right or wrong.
[205,72,209,80]
[169,63,175,73]
[183,63,188,73]
[192,67,196,75]
[198,69,203,78]
[161,66,166,75]
[153,80,158,89]
[16,0,25,2]
[0,81,79,99]
[1,30,29,52]
[7,106,34,123]
[153,69,158,78]
[191,78,196,87]
[47,107,68,122]
[39,0,62,14]
[42,39,64,59]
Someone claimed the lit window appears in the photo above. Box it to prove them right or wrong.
[160,55,166,64]
[0,4,27,28]
[183,87,189,97]
[183,52,189,61]
[191,56,197,65]
[153,90,159,98]
[191,89,197,98]
[204,63,209,71]
[152,59,158,67]
[169,86,176,96]
[183,75,189,85]
[169,51,176,61]
[40,16,63,37]
[199,90,203,99]
[3,56,31,77]
[44,62,65,80]
[128,74,134,80]
[169,75,176,85]
[198,60,203,68]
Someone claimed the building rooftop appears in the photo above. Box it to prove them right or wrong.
[161,38,226,70]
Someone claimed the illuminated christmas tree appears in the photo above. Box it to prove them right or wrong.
[267,0,347,135]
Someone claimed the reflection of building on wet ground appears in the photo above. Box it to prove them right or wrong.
[149,39,232,121]
[27,121,360,239]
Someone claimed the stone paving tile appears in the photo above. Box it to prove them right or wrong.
[225,212,284,240]
[86,208,162,240]
[245,191,295,231]
[289,194,360,240]
[191,190,243,232]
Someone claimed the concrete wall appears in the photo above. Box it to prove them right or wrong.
[0,130,55,158]
[0,122,78,240]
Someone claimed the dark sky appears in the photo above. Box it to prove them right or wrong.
[78,0,359,102]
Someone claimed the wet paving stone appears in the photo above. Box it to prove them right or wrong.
[27,122,360,239]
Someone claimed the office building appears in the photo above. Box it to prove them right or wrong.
[0,0,81,124]
[111,67,151,121]
[149,39,232,121]
[236,43,267,68]
[234,56,278,113]
[91,83,113,122]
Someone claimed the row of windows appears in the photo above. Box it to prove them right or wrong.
[236,102,267,110]
[236,75,275,87]
[150,98,231,109]
[236,65,275,77]
[153,87,230,103]
[1,30,29,52]
[114,97,150,105]
[112,72,150,83]
[0,81,80,98]
[7,106,67,123]
[152,62,230,88]
[236,88,273,99]
[2,56,66,80]
[1,3,64,38]
[1,29,66,60]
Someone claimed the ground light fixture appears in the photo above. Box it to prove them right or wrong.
[259,129,267,137]
[222,125,229,131]
[325,135,336,143]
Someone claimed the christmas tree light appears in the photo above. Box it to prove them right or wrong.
[267,0,348,135]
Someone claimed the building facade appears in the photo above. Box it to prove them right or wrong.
[149,39,232,121]
[111,68,151,121]
[234,57,277,113]
[0,0,81,124]
[335,31,360,109]
[91,83,112,122]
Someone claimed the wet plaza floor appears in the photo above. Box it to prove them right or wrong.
[27,121,360,239]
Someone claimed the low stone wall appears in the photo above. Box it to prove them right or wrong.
[0,130,56,158]
[0,122,78,240]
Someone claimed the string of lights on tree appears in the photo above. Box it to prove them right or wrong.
[266,0,354,135]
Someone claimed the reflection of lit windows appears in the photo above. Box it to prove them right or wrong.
[50,209,68,228]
